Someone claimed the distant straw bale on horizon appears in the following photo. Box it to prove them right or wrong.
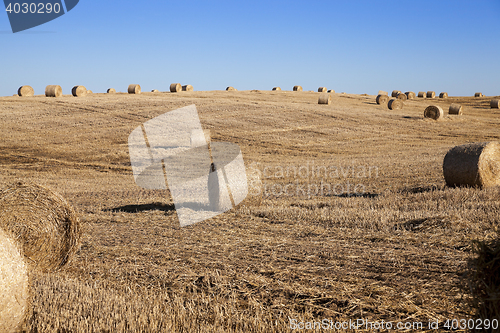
[424,105,444,120]
[475,92,483,97]
[45,85,62,97]
[293,86,303,92]
[405,91,416,99]
[391,90,401,97]
[71,86,87,97]
[327,89,335,93]
[272,87,281,91]
[106,88,116,94]
[318,93,331,105]
[170,83,182,92]
[397,93,407,101]
[18,86,34,97]
[426,91,436,98]
[378,90,388,96]
[128,84,141,94]
[318,87,327,93]
[439,92,448,98]
[418,91,426,98]
[182,85,193,91]
[151,89,159,93]
[226,86,237,91]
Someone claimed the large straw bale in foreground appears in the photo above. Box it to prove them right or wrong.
[376,94,389,105]
[170,83,182,92]
[45,85,62,97]
[443,142,500,188]
[71,85,87,97]
[0,228,29,333]
[293,86,303,92]
[424,105,443,120]
[318,93,331,105]
[18,86,34,97]
[128,84,141,94]
[0,182,81,272]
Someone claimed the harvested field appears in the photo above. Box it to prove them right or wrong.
[0,91,499,332]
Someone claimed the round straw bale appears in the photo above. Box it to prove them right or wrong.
[388,99,403,110]
[293,86,303,92]
[17,85,34,97]
[439,92,448,98]
[397,93,407,101]
[107,88,116,94]
[491,99,500,109]
[426,91,436,98]
[0,228,29,333]
[443,141,500,188]
[327,89,335,93]
[182,85,194,91]
[151,89,159,93]
[475,92,483,97]
[376,94,389,105]
[391,90,401,97]
[272,87,281,91]
[318,93,331,105]
[86,90,92,94]
[226,86,237,91]
[0,181,81,272]
[128,84,141,94]
[405,91,416,99]
[418,91,426,98]
[424,105,444,120]
[449,103,463,115]
[170,83,182,92]
[45,85,62,97]
[71,85,87,97]
[318,87,327,93]
[378,90,388,96]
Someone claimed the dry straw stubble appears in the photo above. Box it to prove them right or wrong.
[182,85,194,91]
[18,85,34,97]
[388,99,403,110]
[170,83,182,92]
[443,141,500,188]
[71,86,87,97]
[490,99,499,109]
[424,105,444,120]
[318,93,331,105]
[0,181,81,272]
[439,92,448,98]
[376,94,389,105]
[0,228,29,333]
[128,84,141,94]
[45,85,62,97]
[449,103,463,115]
[293,86,303,92]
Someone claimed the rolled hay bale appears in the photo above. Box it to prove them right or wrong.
[490,99,500,109]
[128,84,141,94]
[45,85,62,97]
[170,83,182,92]
[182,85,193,92]
[378,90,388,96]
[0,181,81,272]
[71,85,87,97]
[272,87,281,91]
[443,141,500,188]
[475,92,483,97]
[107,88,116,94]
[405,91,416,99]
[391,90,401,97]
[318,87,327,93]
[151,89,159,93]
[0,228,29,333]
[418,91,426,98]
[86,90,92,94]
[426,91,436,98]
[449,103,463,115]
[376,94,389,105]
[397,93,407,101]
[293,86,303,92]
[439,92,448,98]
[327,89,335,93]
[388,99,403,110]
[17,85,34,97]
[318,93,331,105]
[424,105,444,120]
[226,86,237,91]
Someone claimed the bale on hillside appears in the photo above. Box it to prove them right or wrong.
[293,86,303,92]
[318,93,331,105]
[182,85,194,91]
[475,92,483,97]
[128,84,141,94]
[107,88,116,94]
[449,103,463,115]
[378,90,388,96]
[86,90,92,94]
[45,85,62,97]
[151,89,159,93]
[226,86,237,91]
[272,87,281,91]
[327,89,335,93]
[443,141,500,188]
[0,228,29,333]
[439,92,448,98]
[17,86,34,97]
[318,87,327,93]
[0,181,81,272]
[170,83,182,92]
[405,91,416,99]
[397,93,407,101]
[391,90,401,97]
[490,99,499,109]
[376,94,389,105]
[388,99,403,110]
[424,105,444,120]
[418,91,426,98]
[426,91,436,98]
[71,85,87,97]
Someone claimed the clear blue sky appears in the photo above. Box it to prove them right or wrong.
[1,0,499,97]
